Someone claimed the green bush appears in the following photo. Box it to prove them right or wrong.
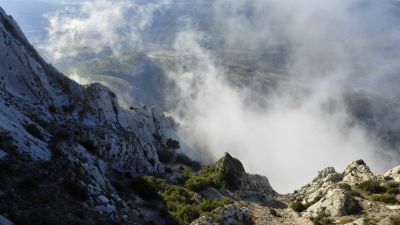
[140,176,234,225]
[199,198,233,212]
[355,159,366,165]
[291,200,307,213]
[345,197,362,214]
[184,166,223,192]
[385,182,399,195]
[370,194,398,204]
[356,180,385,194]
[173,205,199,224]
[182,167,192,180]
[129,177,161,201]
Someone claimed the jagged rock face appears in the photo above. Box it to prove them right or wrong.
[0,7,181,222]
[295,167,341,204]
[241,174,277,197]
[215,153,276,196]
[342,160,374,185]
[0,7,179,174]
[302,189,355,218]
[215,153,246,189]
[384,166,400,182]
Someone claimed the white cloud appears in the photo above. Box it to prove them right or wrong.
[42,0,170,61]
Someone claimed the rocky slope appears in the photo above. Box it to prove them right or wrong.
[0,7,400,225]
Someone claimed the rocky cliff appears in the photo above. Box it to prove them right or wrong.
[0,7,399,225]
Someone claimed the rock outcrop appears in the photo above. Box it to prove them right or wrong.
[342,160,374,185]
[384,166,400,182]
[302,189,360,218]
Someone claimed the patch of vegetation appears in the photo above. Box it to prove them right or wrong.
[291,200,307,213]
[269,208,280,217]
[198,198,233,212]
[339,183,352,191]
[62,180,89,202]
[79,140,97,153]
[390,216,400,225]
[385,182,400,195]
[182,167,192,180]
[355,159,366,165]
[175,153,201,171]
[158,149,174,163]
[344,196,362,214]
[0,132,17,151]
[369,194,398,204]
[24,123,44,140]
[184,166,223,192]
[129,176,162,201]
[166,139,180,149]
[356,180,385,194]
[143,176,232,225]
[17,177,40,193]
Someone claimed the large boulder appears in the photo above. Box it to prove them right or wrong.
[302,189,361,218]
[215,153,246,190]
[384,166,400,182]
[342,160,374,185]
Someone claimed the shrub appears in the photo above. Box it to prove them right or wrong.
[63,180,89,201]
[184,166,222,192]
[174,205,199,224]
[269,208,280,217]
[355,159,366,165]
[158,149,174,163]
[385,182,399,195]
[390,216,400,225]
[370,194,398,204]
[198,198,233,212]
[17,177,40,193]
[182,167,192,180]
[175,153,201,171]
[339,183,351,191]
[356,180,385,194]
[129,177,161,201]
[166,139,180,149]
[79,140,97,153]
[345,197,362,214]
[24,123,44,140]
[291,200,307,213]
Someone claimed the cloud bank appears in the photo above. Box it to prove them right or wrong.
[42,0,170,61]
[41,0,400,193]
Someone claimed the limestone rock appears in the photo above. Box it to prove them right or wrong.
[344,218,365,225]
[342,160,374,185]
[384,166,400,182]
[215,153,246,189]
[302,189,360,218]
